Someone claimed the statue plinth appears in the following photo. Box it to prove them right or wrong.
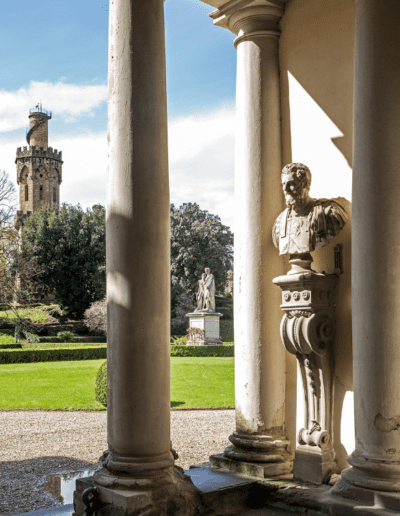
[273,271,338,484]
[186,311,223,346]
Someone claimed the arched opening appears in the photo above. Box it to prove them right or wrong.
[53,187,56,203]
[25,185,29,202]
[39,185,43,201]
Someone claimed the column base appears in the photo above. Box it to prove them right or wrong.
[73,466,203,516]
[332,476,400,513]
[293,447,336,484]
[210,453,293,479]
[341,453,400,492]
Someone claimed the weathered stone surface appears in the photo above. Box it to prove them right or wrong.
[272,163,347,258]
[74,467,204,516]
[15,108,63,225]
[186,312,222,345]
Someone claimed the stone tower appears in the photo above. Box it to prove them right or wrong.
[14,104,63,228]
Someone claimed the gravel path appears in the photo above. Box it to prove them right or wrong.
[0,410,235,515]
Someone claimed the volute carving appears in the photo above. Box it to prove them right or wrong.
[273,272,338,483]
[271,162,346,483]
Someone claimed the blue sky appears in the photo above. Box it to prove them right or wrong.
[0,0,237,229]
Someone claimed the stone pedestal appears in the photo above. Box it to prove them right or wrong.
[186,311,222,345]
[273,272,338,484]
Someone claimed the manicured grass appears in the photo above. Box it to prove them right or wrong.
[0,360,105,410]
[0,330,15,345]
[170,357,234,409]
[0,306,56,324]
[0,357,234,410]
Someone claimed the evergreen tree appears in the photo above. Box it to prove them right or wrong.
[23,203,106,318]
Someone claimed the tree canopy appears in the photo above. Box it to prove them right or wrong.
[23,203,106,318]
[170,202,233,322]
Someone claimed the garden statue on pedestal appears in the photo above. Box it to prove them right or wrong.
[187,267,222,345]
[272,163,347,484]
[196,267,216,313]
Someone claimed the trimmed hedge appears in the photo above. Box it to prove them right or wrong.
[0,344,22,350]
[38,336,107,343]
[21,342,107,349]
[0,344,234,363]
[95,361,107,406]
[170,345,234,357]
[0,346,107,364]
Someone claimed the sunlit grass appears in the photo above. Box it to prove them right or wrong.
[0,306,57,324]
[0,357,234,411]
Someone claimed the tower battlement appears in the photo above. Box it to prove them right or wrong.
[15,106,63,227]
[16,146,63,162]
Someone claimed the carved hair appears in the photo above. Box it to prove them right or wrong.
[281,163,311,191]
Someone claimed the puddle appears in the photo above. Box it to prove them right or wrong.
[40,470,97,505]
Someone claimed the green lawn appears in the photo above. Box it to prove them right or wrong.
[170,357,234,408]
[0,330,14,344]
[0,306,56,324]
[0,357,234,411]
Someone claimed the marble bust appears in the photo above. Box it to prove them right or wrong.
[272,163,347,257]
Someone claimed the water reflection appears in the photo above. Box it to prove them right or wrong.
[41,470,97,505]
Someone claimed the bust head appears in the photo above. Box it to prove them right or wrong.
[205,267,210,275]
[281,163,311,211]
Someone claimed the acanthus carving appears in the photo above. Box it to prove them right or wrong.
[273,271,338,482]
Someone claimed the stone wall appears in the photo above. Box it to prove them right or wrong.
[28,113,49,148]
[280,0,355,471]
[16,146,63,213]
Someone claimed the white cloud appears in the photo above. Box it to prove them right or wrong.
[0,106,236,229]
[0,81,107,133]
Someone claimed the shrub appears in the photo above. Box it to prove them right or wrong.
[170,345,234,357]
[36,326,49,336]
[84,297,107,336]
[171,336,187,346]
[23,331,40,344]
[0,346,107,363]
[57,331,76,343]
[95,361,107,406]
[49,309,61,319]
[38,336,106,344]
[220,320,234,342]
[187,327,204,344]
[0,344,22,349]
[22,341,106,349]
[73,323,90,335]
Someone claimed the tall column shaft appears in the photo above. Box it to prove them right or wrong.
[342,0,400,492]
[219,6,292,476]
[104,0,172,475]
[235,34,285,435]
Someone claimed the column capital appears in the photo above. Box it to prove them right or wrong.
[209,0,284,46]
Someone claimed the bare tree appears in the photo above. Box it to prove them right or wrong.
[0,225,42,342]
[0,170,16,228]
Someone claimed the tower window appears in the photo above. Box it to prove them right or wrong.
[39,185,43,200]
[25,185,29,202]
[53,187,56,203]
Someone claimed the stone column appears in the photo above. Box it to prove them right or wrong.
[210,5,293,478]
[102,0,172,482]
[74,0,200,513]
[340,0,400,495]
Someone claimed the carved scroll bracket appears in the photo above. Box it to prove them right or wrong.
[273,271,338,483]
